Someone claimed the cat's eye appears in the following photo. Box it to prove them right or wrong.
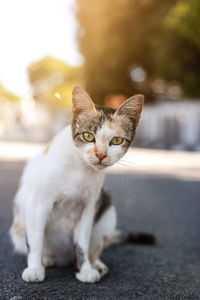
[83,132,95,142]
[110,136,123,145]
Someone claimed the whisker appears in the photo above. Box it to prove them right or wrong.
[122,155,141,161]
[119,158,140,165]
[124,153,142,158]
[116,161,134,167]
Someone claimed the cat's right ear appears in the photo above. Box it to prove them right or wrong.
[114,94,144,126]
[72,86,97,115]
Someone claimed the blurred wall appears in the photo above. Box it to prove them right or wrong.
[1,96,199,151]
[135,100,200,151]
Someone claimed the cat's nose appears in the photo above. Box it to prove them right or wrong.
[96,153,107,161]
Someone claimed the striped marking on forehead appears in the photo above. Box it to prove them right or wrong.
[107,120,125,136]
[75,111,106,134]
[96,120,125,142]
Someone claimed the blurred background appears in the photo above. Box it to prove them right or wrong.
[1,2,200,297]
[0,0,200,150]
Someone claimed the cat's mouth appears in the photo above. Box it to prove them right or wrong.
[86,157,112,170]
[87,161,107,170]
[94,162,106,168]
[92,161,112,170]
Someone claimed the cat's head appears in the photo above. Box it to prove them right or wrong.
[71,86,144,170]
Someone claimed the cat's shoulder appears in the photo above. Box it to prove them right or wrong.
[42,125,72,155]
[23,126,72,175]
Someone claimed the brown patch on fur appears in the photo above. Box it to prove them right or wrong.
[42,255,55,267]
[74,244,85,271]
[12,205,25,237]
[87,148,95,161]
[95,189,111,223]
[103,236,111,248]
[107,121,113,129]
[89,245,102,263]
[107,120,123,134]
[13,222,24,237]
[44,138,54,155]
[116,127,124,136]
[100,133,107,145]
[90,235,119,263]
[112,113,136,141]
[87,148,93,155]
[90,234,120,264]
[103,234,120,248]
[94,144,97,153]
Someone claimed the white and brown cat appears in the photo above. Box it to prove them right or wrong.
[10,86,144,283]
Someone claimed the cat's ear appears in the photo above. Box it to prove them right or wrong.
[114,94,144,126]
[72,86,97,115]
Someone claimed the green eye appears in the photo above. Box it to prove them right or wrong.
[83,132,95,142]
[110,137,123,145]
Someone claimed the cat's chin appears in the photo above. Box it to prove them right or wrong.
[88,162,108,171]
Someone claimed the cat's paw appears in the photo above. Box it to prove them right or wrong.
[93,259,109,277]
[76,266,101,283]
[22,266,45,282]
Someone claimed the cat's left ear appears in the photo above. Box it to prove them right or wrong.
[72,86,97,115]
[114,94,144,126]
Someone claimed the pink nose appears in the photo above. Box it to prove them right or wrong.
[96,153,107,161]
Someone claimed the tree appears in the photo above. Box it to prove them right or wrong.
[76,0,175,104]
[28,56,83,109]
[157,0,200,97]
[76,0,200,103]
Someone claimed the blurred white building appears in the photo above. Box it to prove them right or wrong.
[135,100,200,151]
[0,98,200,151]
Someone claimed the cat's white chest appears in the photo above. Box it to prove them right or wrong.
[60,170,89,199]
[59,166,104,203]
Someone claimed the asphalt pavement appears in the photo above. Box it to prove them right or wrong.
[0,160,200,300]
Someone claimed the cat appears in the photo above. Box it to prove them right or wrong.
[10,86,144,283]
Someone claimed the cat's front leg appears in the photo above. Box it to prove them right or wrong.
[74,202,101,283]
[22,194,52,283]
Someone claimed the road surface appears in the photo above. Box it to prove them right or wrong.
[0,152,200,299]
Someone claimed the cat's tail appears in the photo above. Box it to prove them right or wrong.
[120,231,156,245]
[104,230,156,250]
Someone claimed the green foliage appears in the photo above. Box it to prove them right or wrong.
[76,0,200,102]
[167,0,200,48]
[76,0,175,103]
[26,1,200,105]
[28,56,83,109]
[160,0,200,97]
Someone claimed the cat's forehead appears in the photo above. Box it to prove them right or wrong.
[97,119,125,138]
[73,105,134,141]
[75,106,115,133]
